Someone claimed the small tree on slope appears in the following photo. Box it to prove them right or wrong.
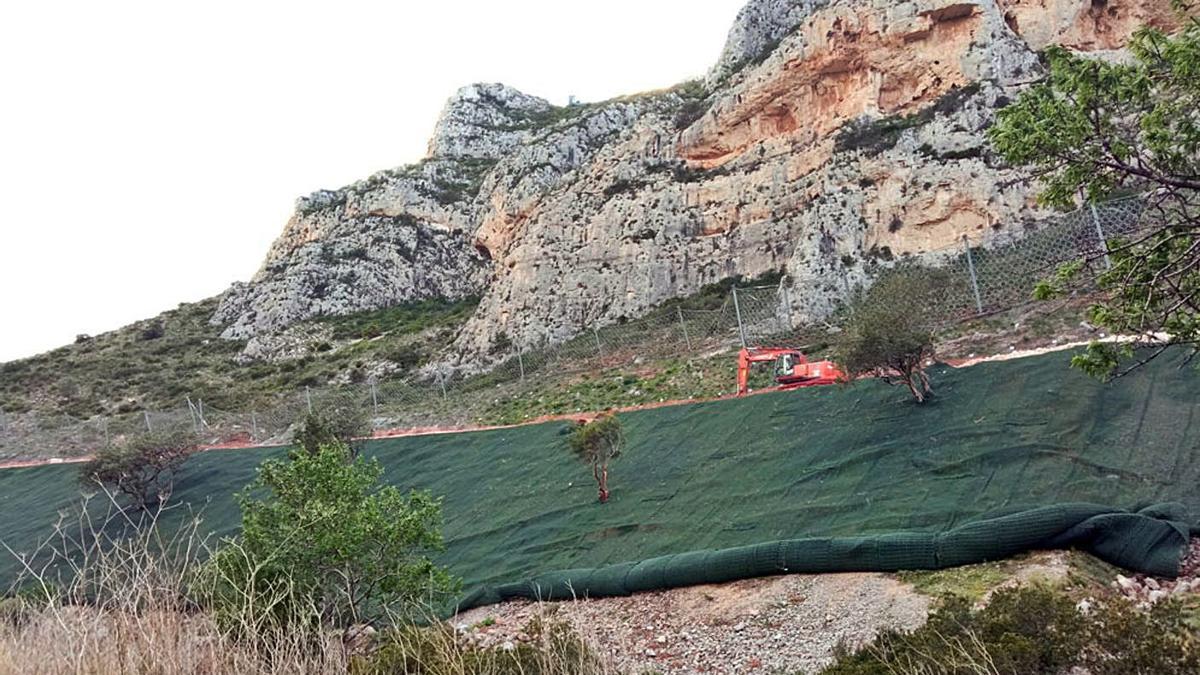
[80,431,197,509]
[836,269,947,403]
[568,414,624,504]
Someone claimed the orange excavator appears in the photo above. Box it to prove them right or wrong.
[736,347,845,396]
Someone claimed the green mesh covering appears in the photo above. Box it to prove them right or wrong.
[457,503,1191,611]
[1,348,1198,609]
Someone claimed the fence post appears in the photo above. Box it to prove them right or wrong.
[1090,204,1113,270]
[438,374,448,400]
[186,396,198,433]
[103,417,110,447]
[677,306,692,351]
[593,327,603,356]
[144,410,153,433]
[778,278,793,333]
[962,235,984,315]
[516,349,526,381]
[198,398,206,430]
[305,386,313,414]
[732,286,749,348]
[251,412,258,443]
[370,380,379,417]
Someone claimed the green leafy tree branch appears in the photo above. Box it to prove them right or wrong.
[990,7,1200,378]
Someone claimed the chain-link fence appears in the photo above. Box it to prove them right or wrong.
[0,196,1149,462]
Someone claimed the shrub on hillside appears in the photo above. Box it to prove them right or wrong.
[294,409,370,456]
[822,585,1199,675]
[198,441,459,632]
[80,431,197,508]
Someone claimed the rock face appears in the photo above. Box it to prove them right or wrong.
[706,0,831,87]
[995,0,1182,51]
[213,0,1180,360]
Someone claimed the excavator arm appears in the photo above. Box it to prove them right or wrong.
[736,348,787,396]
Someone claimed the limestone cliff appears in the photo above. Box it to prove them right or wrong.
[213,0,1185,363]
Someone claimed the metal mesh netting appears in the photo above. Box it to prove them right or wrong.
[0,197,1149,460]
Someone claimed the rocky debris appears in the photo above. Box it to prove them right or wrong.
[1110,538,1200,607]
[454,572,930,674]
[213,0,1174,363]
[235,322,335,364]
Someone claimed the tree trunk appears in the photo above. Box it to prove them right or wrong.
[593,462,609,503]
[918,369,933,397]
[904,369,926,403]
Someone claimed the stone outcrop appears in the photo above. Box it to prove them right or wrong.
[996,0,1183,51]
[213,0,1184,362]
[706,0,830,87]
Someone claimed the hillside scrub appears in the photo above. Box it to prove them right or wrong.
[0,489,617,675]
[294,409,371,457]
[822,585,1200,675]
[990,5,1200,379]
[0,296,479,419]
[200,440,459,632]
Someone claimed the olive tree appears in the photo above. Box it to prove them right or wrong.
[567,414,624,504]
[989,6,1200,378]
[836,269,951,403]
[80,431,197,509]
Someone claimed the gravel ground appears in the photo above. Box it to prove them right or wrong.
[454,572,931,674]
[453,542,1200,673]
[1111,538,1200,606]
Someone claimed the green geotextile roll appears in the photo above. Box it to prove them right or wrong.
[455,503,1191,611]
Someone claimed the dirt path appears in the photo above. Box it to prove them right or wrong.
[454,572,931,674]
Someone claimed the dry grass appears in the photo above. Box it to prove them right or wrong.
[0,604,347,675]
[0,492,621,675]
[0,493,348,675]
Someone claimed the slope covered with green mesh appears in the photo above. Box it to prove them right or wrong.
[2,348,1197,601]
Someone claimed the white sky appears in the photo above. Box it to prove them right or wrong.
[0,0,746,362]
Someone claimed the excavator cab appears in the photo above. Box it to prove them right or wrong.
[774,352,801,379]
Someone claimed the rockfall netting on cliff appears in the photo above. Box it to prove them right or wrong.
[1,348,1198,608]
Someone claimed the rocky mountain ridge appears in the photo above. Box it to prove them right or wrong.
[212,0,1183,365]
